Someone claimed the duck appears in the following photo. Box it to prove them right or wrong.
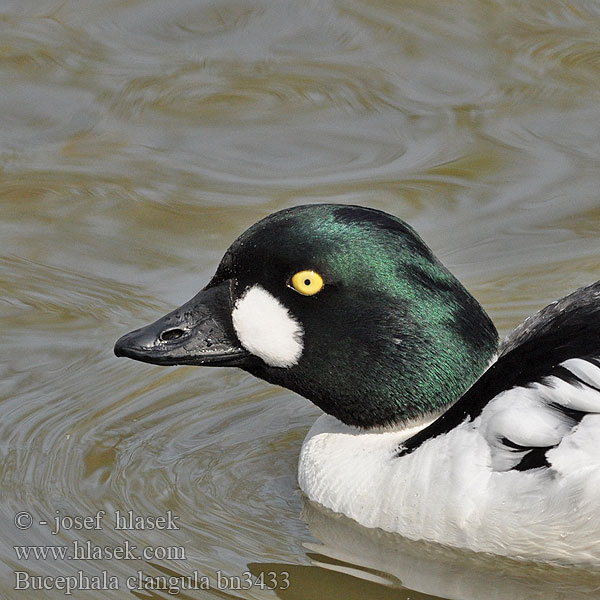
[114,204,600,565]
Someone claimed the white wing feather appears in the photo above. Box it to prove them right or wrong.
[475,357,600,472]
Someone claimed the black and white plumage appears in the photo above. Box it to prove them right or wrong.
[398,280,600,472]
[114,205,600,564]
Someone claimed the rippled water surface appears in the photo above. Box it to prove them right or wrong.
[2,1,600,598]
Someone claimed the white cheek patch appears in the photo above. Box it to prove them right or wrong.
[231,285,304,368]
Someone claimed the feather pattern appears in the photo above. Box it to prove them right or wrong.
[397,281,600,458]
[476,363,600,472]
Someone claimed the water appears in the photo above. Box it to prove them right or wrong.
[1,0,600,598]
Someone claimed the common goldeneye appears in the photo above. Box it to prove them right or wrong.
[115,204,600,564]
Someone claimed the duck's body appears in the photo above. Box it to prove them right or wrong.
[300,405,600,563]
[115,204,600,564]
[299,280,600,563]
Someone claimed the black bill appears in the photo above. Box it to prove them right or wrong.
[114,280,251,367]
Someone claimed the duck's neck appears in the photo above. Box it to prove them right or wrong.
[307,411,440,442]
[251,282,498,430]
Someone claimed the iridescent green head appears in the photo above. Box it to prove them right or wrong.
[115,204,498,429]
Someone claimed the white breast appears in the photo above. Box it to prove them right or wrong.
[298,413,600,563]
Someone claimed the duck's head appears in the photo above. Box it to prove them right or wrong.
[115,204,498,428]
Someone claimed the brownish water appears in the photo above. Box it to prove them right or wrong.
[1,1,600,598]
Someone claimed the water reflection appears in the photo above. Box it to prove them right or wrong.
[289,501,600,600]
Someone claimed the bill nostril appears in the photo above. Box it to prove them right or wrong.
[160,328,186,342]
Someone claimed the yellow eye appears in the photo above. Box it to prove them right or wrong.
[291,270,324,296]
